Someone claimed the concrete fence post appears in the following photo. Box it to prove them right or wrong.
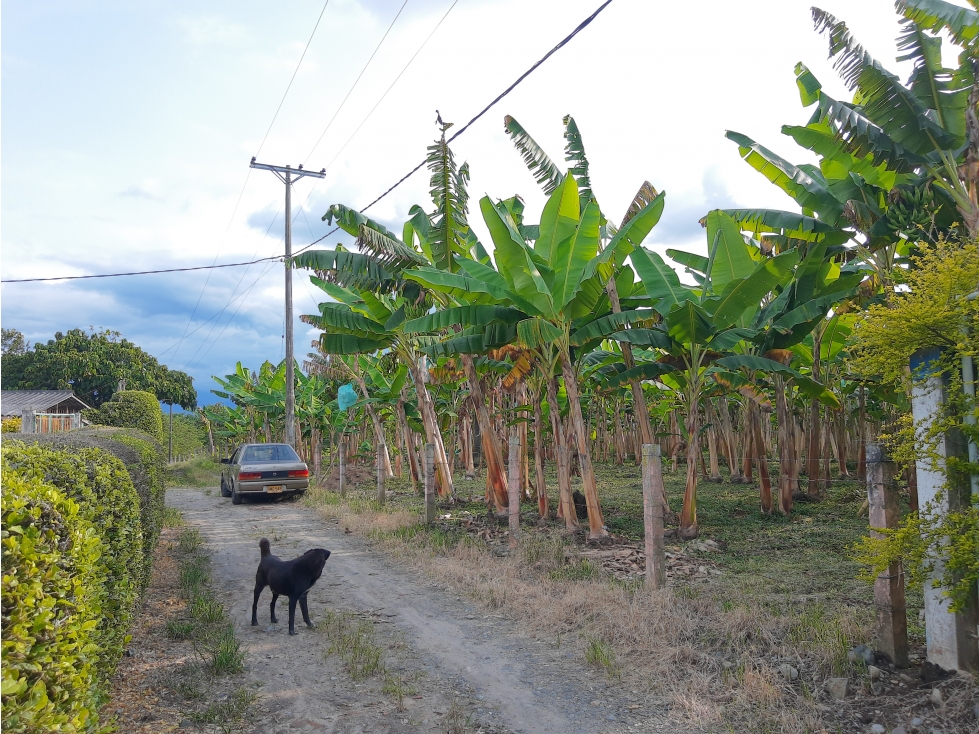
[910,347,979,671]
[866,443,909,667]
[642,444,666,589]
[20,409,34,434]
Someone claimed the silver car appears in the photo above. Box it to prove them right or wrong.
[220,443,309,505]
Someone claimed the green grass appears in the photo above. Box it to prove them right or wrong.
[190,687,256,734]
[585,636,621,680]
[313,458,923,643]
[318,610,386,680]
[168,455,223,488]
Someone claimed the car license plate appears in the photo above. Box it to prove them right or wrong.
[266,485,284,493]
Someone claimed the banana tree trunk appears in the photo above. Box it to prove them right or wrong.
[559,351,607,540]
[717,396,741,482]
[704,399,722,482]
[751,401,774,514]
[605,274,657,457]
[352,374,394,478]
[396,396,420,493]
[518,380,531,499]
[856,385,867,482]
[806,330,823,498]
[774,376,793,516]
[531,389,549,519]
[461,355,508,512]
[545,372,577,529]
[408,361,454,499]
[680,394,700,540]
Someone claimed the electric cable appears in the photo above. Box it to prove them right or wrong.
[168,0,332,365]
[303,0,411,165]
[4,0,616,287]
[318,0,461,179]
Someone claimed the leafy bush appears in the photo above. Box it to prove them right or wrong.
[21,428,168,582]
[164,412,207,457]
[1,416,22,433]
[1,465,103,733]
[3,441,145,677]
[84,390,164,443]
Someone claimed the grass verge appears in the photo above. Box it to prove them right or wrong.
[168,455,223,488]
[301,462,943,733]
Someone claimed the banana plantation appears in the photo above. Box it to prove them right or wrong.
[201,3,979,545]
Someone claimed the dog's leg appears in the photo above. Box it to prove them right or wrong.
[270,592,279,624]
[298,592,313,628]
[288,596,299,635]
[252,584,265,626]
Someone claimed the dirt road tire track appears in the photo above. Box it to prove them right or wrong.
[167,488,674,734]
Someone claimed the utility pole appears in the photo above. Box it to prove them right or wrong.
[249,158,325,448]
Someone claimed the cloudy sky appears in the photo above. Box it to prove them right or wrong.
[1,0,925,405]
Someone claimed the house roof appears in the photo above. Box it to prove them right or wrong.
[1,390,91,417]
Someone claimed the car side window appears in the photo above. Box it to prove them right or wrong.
[230,447,242,465]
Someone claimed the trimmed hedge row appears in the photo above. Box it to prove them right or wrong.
[19,428,168,583]
[1,428,167,732]
[83,390,164,443]
[1,469,103,732]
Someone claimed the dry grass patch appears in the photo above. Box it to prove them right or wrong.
[305,485,882,732]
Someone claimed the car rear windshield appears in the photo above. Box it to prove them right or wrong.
[241,445,301,463]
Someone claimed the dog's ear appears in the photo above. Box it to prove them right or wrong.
[322,549,331,560]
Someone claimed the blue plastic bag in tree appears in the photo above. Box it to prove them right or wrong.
[337,383,358,411]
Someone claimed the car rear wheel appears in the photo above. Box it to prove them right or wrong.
[231,484,242,505]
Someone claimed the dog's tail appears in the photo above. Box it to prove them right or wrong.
[259,538,271,558]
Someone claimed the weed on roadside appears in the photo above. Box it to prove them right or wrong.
[321,612,385,680]
[190,687,257,734]
[165,618,198,640]
[443,700,475,734]
[191,593,225,624]
[163,506,184,527]
[382,672,418,712]
[585,637,621,680]
[157,661,207,701]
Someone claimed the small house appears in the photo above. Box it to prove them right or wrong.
[1,389,91,433]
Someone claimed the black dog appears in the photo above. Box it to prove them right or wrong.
[252,538,331,635]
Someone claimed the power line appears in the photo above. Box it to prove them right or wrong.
[257,0,332,160]
[169,0,332,366]
[1,256,282,283]
[303,0,411,165]
[319,0,461,179]
[358,0,616,214]
[5,0,616,288]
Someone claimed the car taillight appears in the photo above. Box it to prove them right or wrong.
[238,471,261,481]
[288,469,309,478]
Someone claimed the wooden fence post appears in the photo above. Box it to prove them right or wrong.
[642,444,666,589]
[339,441,347,499]
[508,433,520,547]
[867,443,909,667]
[377,440,386,505]
[424,443,436,524]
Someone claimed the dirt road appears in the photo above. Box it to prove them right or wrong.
[167,487,674,734]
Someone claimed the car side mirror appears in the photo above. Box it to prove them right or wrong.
[220,458,230,464]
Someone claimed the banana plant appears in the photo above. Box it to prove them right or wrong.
[406,173,655,539]
[599,211,838,538]
[504,114,669,466]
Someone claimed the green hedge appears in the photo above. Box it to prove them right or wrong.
[3,441,145,681]
[20,428,167,580]
[84,390,164,443]
[1,463,104,733]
